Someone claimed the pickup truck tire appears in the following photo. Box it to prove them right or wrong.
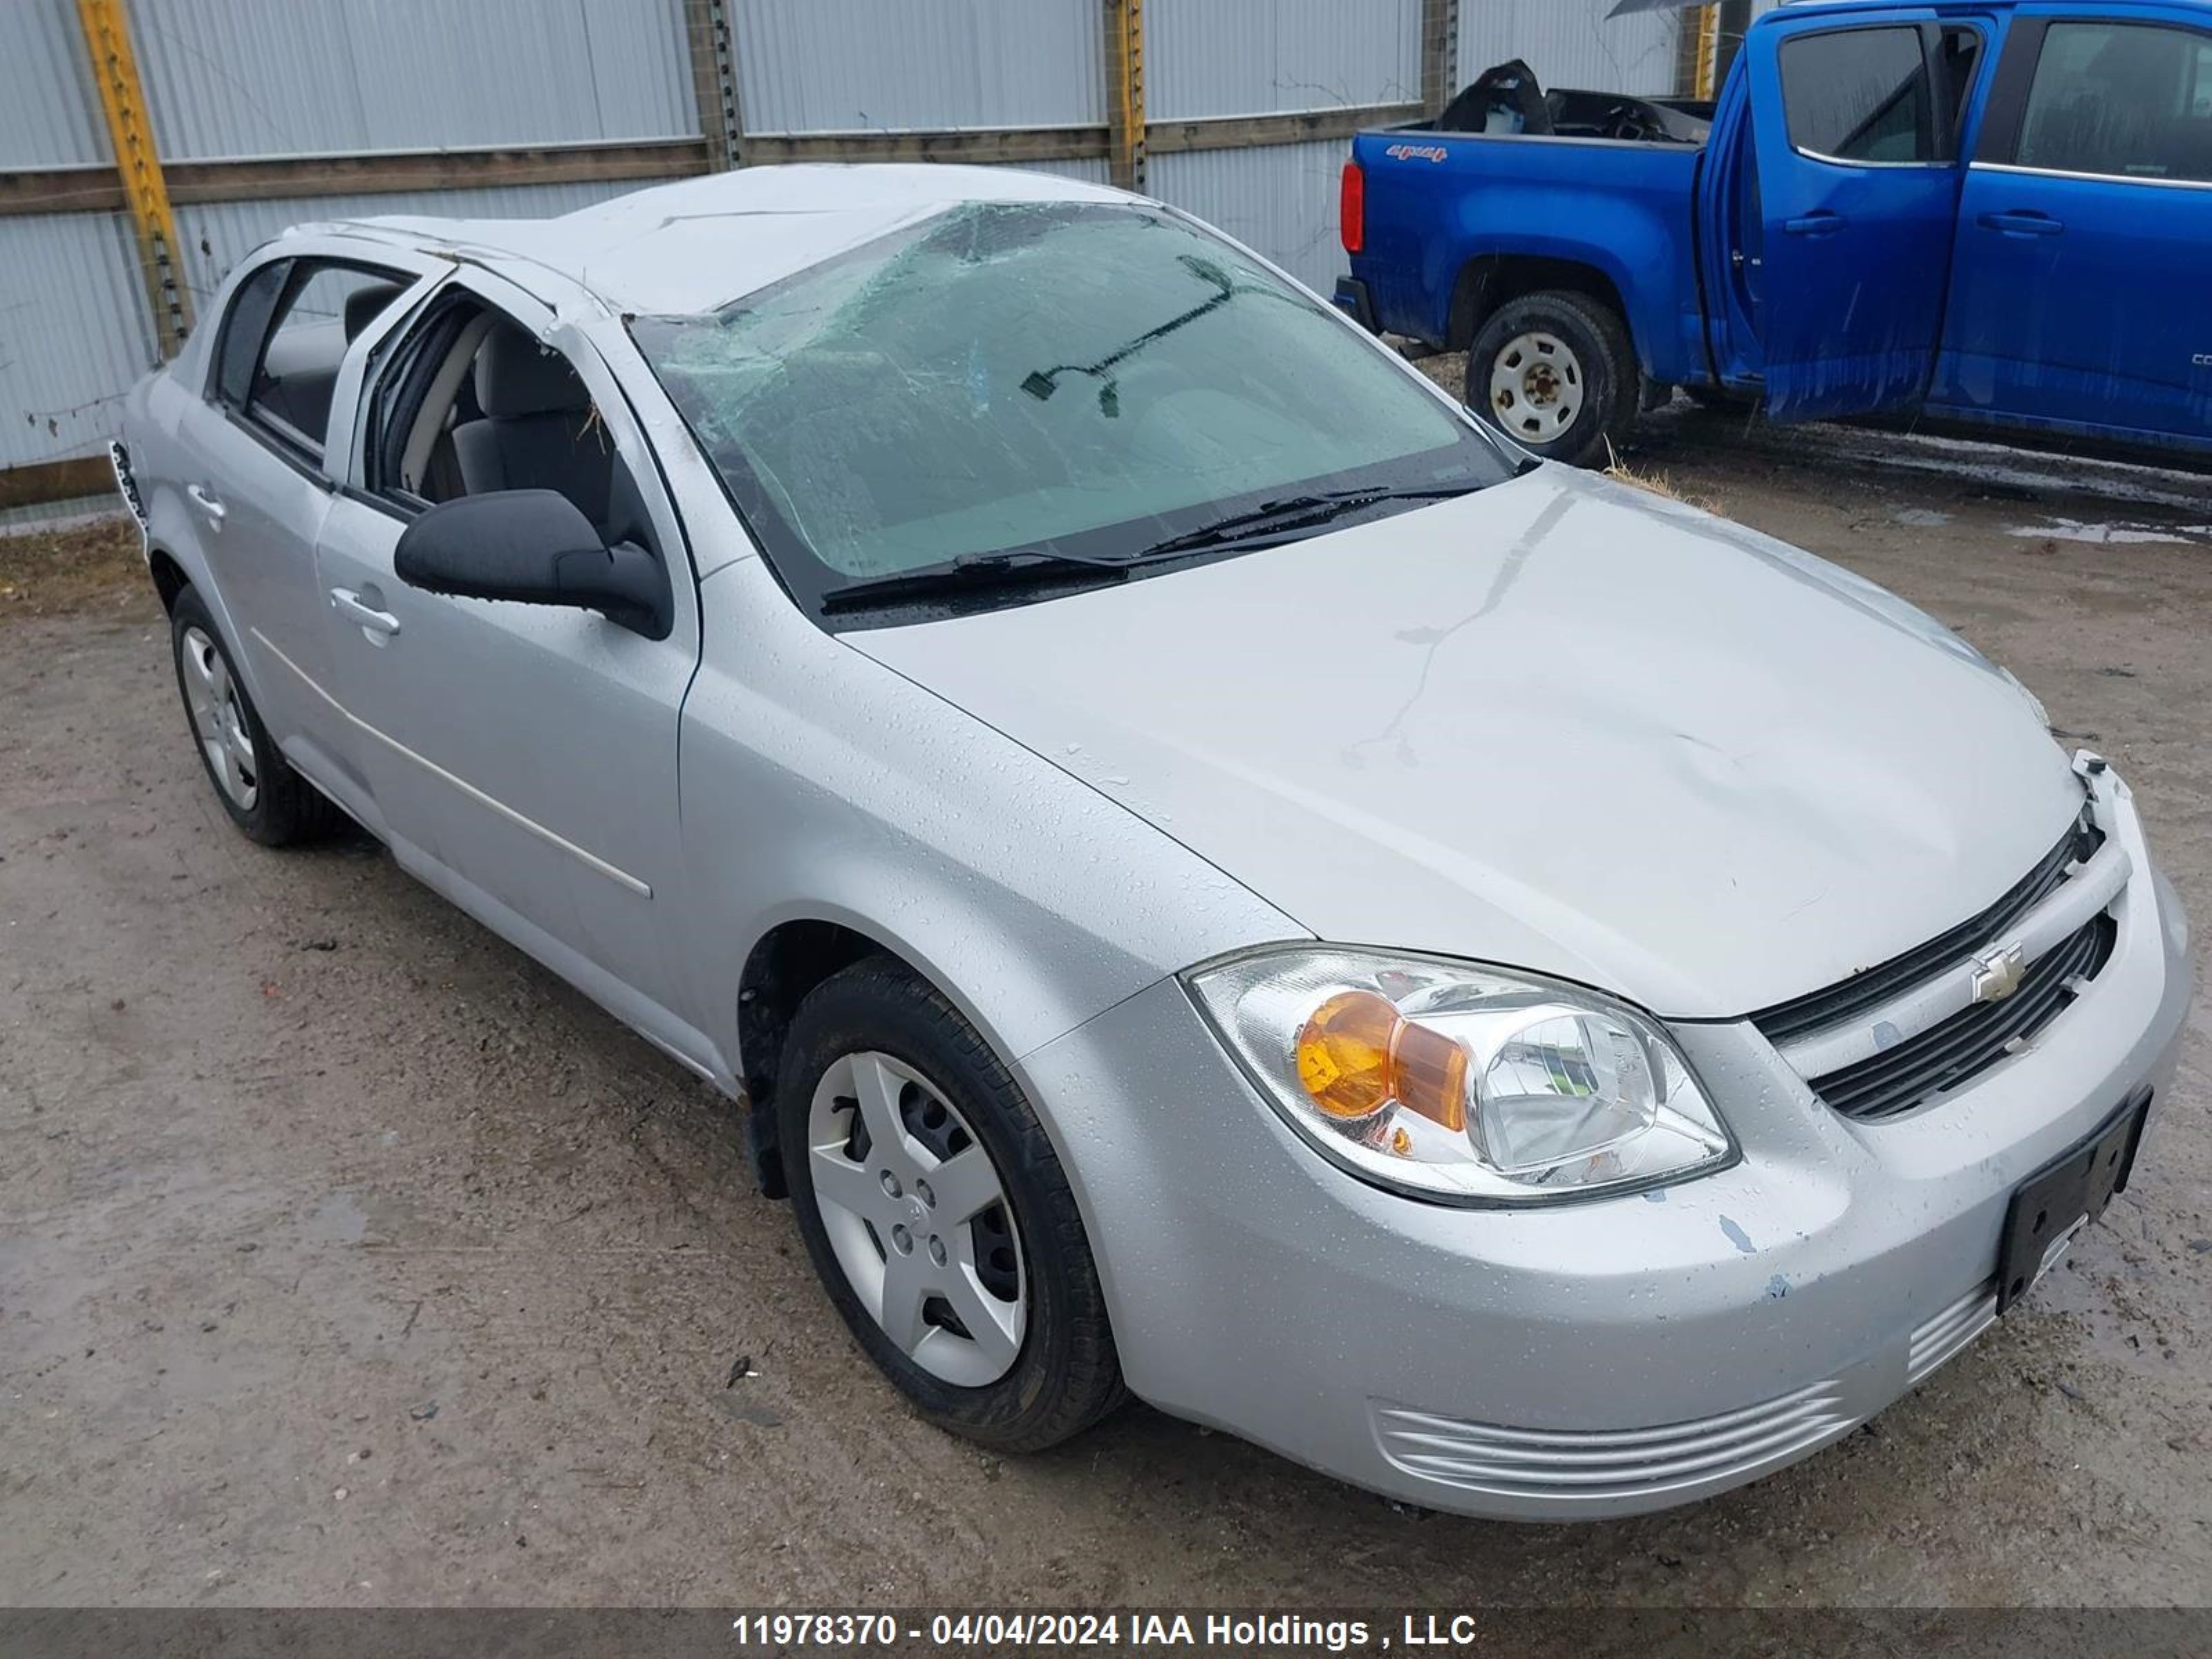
[169,584,343,846]
[1468,290,1638,468]
[777,955,1128,1453]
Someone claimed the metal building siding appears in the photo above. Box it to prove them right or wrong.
[0,0,107,167]
[1147,0,1421,121]
[173,178,687,299]
[1150,140,1349,294]
[123,0,697,160]
[1458,0,1683,97]
[0,214,160,468]
[730,0,1103,133]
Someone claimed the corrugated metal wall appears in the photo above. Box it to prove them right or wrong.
[124,0,697,156]
[0,1,139,474]
[0,0,104,166]
[172,180,675,312]
[0,215,161,472]
[3,0,1696,498]
[730,0,1103,133]
[1151,140,1353,293]
[1460,0,1684,98]
[1148,0,1421,120]
[1143,0,1419,292]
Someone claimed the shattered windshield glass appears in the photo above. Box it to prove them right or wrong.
[631,201,1510,618]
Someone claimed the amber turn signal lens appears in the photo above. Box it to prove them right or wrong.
[1295,990,1397,1119]
[1294,989,1470,1131]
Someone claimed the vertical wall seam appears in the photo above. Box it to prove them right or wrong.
[1421,0,1461,119]
[75,0,191,357]
[1103,0,1145,192]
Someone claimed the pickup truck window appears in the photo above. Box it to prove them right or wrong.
[1781,26,1937,165]
[2017,21,2212,185]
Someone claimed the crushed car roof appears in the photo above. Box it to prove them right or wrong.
[320,163,1125,317]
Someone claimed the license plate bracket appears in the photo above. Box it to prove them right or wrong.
[1996,1090,2150,1314]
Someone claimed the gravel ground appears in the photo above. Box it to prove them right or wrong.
[2,407,2209,1608]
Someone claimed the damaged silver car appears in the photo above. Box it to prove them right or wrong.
[113,165,2190,1519]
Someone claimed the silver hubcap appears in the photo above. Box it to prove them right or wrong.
[807,1050,1027,1386]
[1489,330,1585,442]
[180,626,258,810]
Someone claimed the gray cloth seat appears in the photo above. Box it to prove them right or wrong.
[452,323,613,529]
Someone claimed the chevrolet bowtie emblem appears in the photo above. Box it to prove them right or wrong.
[1971,943,2027,1004]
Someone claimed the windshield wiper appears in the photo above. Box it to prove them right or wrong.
[820,548,1132,613]
[1128,484,1480,563]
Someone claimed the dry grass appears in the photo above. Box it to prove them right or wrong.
[0,515,156,624]
[1601,442,1724,516]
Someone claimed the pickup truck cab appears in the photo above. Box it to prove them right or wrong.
[1338,0,2212,465]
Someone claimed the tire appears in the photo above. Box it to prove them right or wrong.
[776,956,1127,1452]
[1466,289,1639,468]
[169,584,339,847]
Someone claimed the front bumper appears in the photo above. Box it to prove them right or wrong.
[1017,781,2191,1521]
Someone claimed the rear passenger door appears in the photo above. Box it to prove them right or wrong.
[1743,12,1983,420]
[1940,9,2212,447]
[312,270,712,1069]
[174,250,426,800]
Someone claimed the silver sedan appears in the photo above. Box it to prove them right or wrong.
[114,165,2191,1519]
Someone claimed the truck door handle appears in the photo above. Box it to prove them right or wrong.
[1783,212,1845,237]
[329,587,401,639]
[1977,210,2064,238]
[186,483,226,523]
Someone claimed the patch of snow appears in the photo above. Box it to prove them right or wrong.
[2007,518,2212,546]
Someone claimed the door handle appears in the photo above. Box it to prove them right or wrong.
[186,483,226,523]
[1977,210,2064,238]
[329,587,401,638]
[1783,212,1846,237]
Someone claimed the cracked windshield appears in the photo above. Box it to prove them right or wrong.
[632,201,1510,610]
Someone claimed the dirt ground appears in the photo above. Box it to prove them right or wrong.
[2,405,2209,1610]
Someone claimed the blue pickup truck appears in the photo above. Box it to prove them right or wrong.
[1336,0,2212,466]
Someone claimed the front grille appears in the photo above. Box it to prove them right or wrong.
[1751,807,2101,1046]
[1806,915,2117,1121]
[1372,1378,1854,1503]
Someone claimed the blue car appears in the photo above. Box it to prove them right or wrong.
[1338,0,2212,466]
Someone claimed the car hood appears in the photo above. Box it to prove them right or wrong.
[851,467,2083,1018]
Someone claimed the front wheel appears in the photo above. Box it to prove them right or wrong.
[1466,290,1640,467]
[776,957,1127,1452]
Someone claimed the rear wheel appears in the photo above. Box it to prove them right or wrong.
[1467,289,1638,467]
[169,585,338,846]
[776,957,1126,1451]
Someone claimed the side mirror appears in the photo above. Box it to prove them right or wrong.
[394,489,671,639]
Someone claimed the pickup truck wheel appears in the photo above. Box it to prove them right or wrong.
[1468,290,1638,467]
[776,956,1127,1453]
[169,585,340,846]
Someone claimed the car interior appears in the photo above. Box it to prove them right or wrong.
[247,271,405,447]
[378,302,654,552]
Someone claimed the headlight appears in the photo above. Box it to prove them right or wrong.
[1185,948,1734,1205]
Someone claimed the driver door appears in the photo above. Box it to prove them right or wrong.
[1743,12,1980,420]
[312,268,713,1071]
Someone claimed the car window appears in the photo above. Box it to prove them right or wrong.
[630,200,1510,617]
[2016,21,2212,183]
[1938,26,1985,146]
[216,259,408,459]
[362,291,656,556]
[1781,26,1938,164]
[213,260,290,410]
